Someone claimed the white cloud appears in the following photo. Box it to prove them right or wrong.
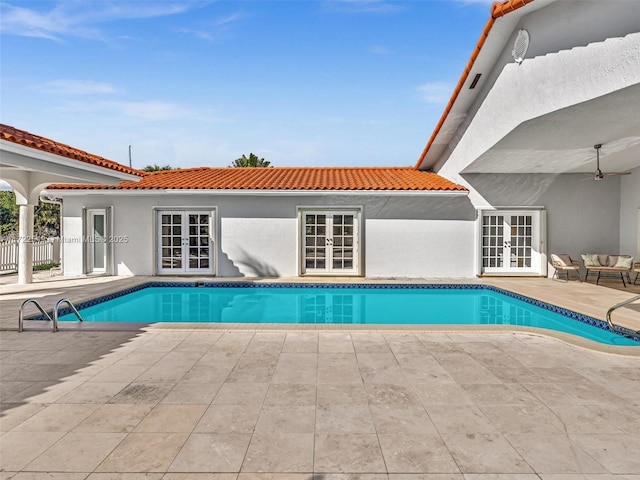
[417,82,454,105]
[454,0,494,4]
[175,27,215,41]
[0,1,211,41]
[213,12,243,27]
[58,100,196,121]
[113,101,194,121]
[322,0,405,14]
[40,79,118,95]
[175,11,243,42]
[370,44,394,55]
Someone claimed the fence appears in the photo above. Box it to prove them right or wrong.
[0,238,61,273]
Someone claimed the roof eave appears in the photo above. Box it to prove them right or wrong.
[415,0,539,171]
[1,140,142,184]
[45,188,468,196]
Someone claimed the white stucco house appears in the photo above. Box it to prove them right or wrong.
[2,0,639,280]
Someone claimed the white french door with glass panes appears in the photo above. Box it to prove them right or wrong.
[301,209,360,275]
[157,210,214,275]
[480,210,543,275]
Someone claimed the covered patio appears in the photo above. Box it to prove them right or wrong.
[0,124,141,284]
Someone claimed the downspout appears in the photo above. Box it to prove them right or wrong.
[39,193,63,274]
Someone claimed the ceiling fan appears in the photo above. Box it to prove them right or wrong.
[583,144,631,181]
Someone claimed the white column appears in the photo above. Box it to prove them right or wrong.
[17,203,35,284]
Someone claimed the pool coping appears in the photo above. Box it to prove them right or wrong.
[24,280,640,356]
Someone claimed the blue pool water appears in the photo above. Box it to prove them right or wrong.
[58,283,638,346]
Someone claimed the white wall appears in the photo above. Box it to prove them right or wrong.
[366,219,475,278]
[620,165,640,258]
[438,33,640,183]
[59,192,477,279]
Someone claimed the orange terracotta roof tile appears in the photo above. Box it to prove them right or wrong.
[1,124,142,177]
[47,167,467,192]
[415,0,535,168]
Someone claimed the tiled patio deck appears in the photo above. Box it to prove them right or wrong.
[1,275,639,479]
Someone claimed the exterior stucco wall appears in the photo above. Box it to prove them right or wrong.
[620,165,640,258]
[59,193,476,279]
[365,219,475,278]
[437,32,640,183]
[433,2,640,175]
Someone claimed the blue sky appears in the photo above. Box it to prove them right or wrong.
[1,0,492,169]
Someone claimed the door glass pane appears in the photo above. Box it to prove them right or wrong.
[303,214,327,270]
[184,212,210,271]
[332,214,355,271]
[482,215,504,268]
[93,214,105,269]
[510,215,532,268]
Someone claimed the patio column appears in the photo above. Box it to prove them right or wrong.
[17,203,35,284]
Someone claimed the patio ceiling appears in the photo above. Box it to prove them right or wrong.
[461,83,640,174]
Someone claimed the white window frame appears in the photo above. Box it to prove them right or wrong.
[297,206,363,277]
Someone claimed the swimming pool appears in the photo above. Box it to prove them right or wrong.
[56,282,639,346]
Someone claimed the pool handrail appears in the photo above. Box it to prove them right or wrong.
[18,299,53,332]
[606,295,640,339]
[53,298,84,332]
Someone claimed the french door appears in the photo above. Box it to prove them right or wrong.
[480,210,543,275]
[157,210,214,275]
[301,209,360,275]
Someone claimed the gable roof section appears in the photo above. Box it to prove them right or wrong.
[1,124,142,177]
[415,0,536,170]
[47,166,467,192]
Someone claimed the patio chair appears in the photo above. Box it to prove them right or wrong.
[551,254,582,281]
[634,262,640,285]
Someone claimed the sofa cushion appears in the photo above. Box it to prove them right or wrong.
[613,256,633,269]
[582,254,600,267]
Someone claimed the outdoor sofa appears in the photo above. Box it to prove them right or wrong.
[581,254,634,287]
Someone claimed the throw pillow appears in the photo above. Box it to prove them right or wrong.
[581,254,600,267]
[614,256,633,269]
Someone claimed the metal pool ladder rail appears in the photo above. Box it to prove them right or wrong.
[52,298,84,333]
[19,299,53,332]
[606,295,640,339]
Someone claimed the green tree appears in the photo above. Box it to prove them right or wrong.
[142,164,174,172]
[230,153,271,168]
[0,191,60,239]
[0,191,18,237]
[34,201,60,237]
